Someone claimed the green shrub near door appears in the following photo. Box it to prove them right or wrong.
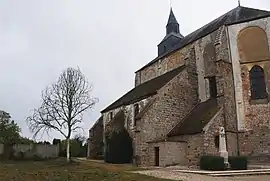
[200,155,248,171]
[228,156,248,170]
[200,155,225,171]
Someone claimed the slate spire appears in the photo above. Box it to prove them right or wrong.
[166,8,180,35]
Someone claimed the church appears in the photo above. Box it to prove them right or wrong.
[88,5,270,167]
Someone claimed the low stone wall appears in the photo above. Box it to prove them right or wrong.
[0,143,59,158]
[148,141,188,167]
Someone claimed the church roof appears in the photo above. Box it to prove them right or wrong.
[167,98,219,136]
[101,65,185,113]
[167,8,179,25]
[136,6,270,73]
[159,32,184,45]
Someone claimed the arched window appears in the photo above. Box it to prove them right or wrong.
[249,65,268,100]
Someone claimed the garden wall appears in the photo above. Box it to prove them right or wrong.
[0,143,59,158]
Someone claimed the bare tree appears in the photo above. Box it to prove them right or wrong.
[27,67,98,161]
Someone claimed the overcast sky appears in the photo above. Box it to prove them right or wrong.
[0,0,269,141]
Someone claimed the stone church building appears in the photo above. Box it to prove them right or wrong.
[88,5,270,167]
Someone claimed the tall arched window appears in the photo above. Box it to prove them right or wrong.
[249,65,268,100]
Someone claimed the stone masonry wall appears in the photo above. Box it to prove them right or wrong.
[228,17,270,131]
[228,17,270,156]
[168,134,204,166]
[202,108,224,156]
[216,61,238,132]
[0,144,59,158]
[238,62,270,156]
[135,63,199,166]
[148,141,188,167]
[135,46,190,86]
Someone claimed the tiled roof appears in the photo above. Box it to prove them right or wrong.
[136,6,270,72]
[101,65,185,113]
[167,98,219,137]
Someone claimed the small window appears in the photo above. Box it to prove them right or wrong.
[109,112,113,121]
[133,104,139,126]
[214,135,219,149]
[249,65,268,100]
[209,76,217,98]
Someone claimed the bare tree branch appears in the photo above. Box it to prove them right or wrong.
[26,67,98,161]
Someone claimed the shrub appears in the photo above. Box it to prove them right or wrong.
[105,130,133,164]
[200,155,225,171]
[229,156,248,170]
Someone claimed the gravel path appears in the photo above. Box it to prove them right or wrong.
[133,169,270,181]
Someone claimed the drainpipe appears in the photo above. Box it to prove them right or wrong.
[225,26,240,156]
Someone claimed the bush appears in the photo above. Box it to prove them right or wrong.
[105,130,133,164]
[200,155,225,171]
[229,156,248,170]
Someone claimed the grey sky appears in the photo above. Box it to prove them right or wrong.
[0,0,269,141]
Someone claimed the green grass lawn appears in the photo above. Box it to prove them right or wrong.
[0,158,172,181]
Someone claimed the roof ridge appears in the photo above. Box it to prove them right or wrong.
[239,5,270,13]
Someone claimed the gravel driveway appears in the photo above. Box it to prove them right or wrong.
[133,169,270,181]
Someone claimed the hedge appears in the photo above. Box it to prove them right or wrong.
[200,155,225,171]
[105,130,133,164]
[229,156,248,170]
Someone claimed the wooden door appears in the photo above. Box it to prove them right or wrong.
[154,147,159,166]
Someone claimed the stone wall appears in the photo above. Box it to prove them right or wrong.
[228,17,270,156]
[202,108,224,156]
[168,134,204,166]
[217,61,238,131]
[135,47,189,86]
[0,143,59,158]
[239,129,270,156]
[148,141,187,167]
[228,17,270,131]
[135,63,199,165]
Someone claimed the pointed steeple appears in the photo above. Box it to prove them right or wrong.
[157,8,183,56]
[166,8,180,35]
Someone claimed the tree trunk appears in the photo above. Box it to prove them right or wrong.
[66,138,70,162]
